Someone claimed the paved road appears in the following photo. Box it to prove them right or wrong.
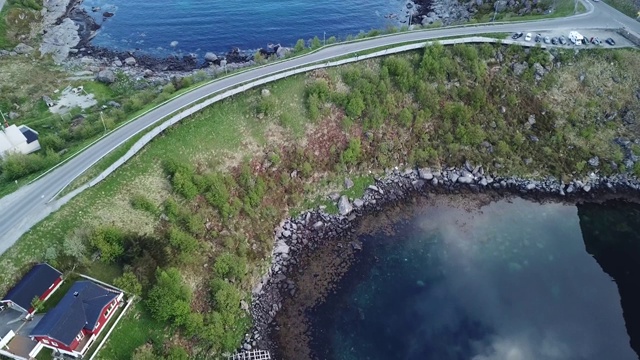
[0,0,639,255]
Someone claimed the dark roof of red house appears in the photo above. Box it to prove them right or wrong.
[2,263,62,312]
[30,281,119,347]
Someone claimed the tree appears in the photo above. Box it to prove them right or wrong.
[146,268,192,323]
[311,36,322,49]
[31,296,44,313]
[90,227,126,262]
[294,38,305,52]
[113,271,142,296]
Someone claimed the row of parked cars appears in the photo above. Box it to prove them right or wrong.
[511,32,616,46]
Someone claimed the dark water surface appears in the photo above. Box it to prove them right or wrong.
[309,198,640,360]
[80,0,408,56]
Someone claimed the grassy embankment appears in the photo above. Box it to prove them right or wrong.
[0,43,639,359]
[604,0,640,18]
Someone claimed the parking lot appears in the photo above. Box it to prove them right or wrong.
[510,29,634,48]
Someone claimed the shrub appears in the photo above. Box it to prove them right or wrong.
[294,38,305,52]
[341,138,362,166]
[398,108,413,128]
[345,91,365,118]
[130,194,158,215]
[166,347,189,360]
[90,227,126,262]
[172,171,198,200]
[0,151,60,181]
[213,252,247,281]
[301,161,313,178]
[146,268,192,323]
[168,227,200,255]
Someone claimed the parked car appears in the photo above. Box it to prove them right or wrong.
[551,37,558,45]
[590,37,600,45]
[525,33,532,41]
[559,35,567,45]
[512,32,524,39]
[535,33,542,42]
[605,37,616,45]
[582,38,589,45]
[544,36,551,44]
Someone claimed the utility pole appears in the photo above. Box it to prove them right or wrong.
[100,112,107,133]
[492,2,498,22]
[0,109,7,130]
[0,109,6,130]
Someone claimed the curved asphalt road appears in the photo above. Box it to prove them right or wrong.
[0,0,639,254]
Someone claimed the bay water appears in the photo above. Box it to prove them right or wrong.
[309,198,640,360]
[80,0,411,56]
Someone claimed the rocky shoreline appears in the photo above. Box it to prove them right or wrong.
[246,164,640,357]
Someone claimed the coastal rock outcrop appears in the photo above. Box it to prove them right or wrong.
[40,18,81,64]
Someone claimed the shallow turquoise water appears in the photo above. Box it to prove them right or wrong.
[81,0,410,56]
[309,198,640,360]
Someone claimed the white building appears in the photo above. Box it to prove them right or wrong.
[0,125,41,158]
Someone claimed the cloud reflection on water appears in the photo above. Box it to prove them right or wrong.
[407,198,636,360]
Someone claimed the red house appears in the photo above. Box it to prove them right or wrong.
[29,280,123,358]
[1,263,63,315]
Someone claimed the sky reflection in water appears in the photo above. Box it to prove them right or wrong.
[310,198,637,360]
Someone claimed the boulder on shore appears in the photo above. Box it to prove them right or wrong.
[14,43,34,55]
[338,195,353,215]
[96,69,116,84]
[124,56,137,66]
[204,52,218,62]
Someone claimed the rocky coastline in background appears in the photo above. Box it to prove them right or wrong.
[2,0,553,83]
[0,0,293,84]
[247,162,640,357]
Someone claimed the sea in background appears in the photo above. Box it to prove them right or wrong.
[308,198,640,360]
[80,0,411,57]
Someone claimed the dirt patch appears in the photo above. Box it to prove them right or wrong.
[49,85,98,114]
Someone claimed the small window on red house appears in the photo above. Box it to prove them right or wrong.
[76,332,84,341]
[42,339,50,345]
[104,302,116,318]
[94,321,100,330]
[51,341,58,346]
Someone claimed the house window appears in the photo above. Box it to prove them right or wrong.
[51,341,58,347]
[76,332,84,341]
[94,321,100,330]
[104,302,116,318]
[42,339,50,344]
